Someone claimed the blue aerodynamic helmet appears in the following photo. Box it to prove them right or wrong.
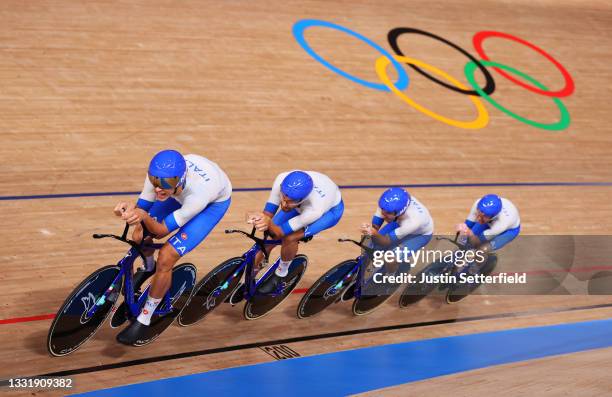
[148,149,187,190]
[281,171,313,201]
[477,194,502,218]
[379,187,411,215]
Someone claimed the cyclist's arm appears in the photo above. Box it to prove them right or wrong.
[466,231,484,248]
[157,194,212,238]
[139,212,170,239]
[374,219,420,248]
[137,176,156,210]
[371,229,391,246]
[372,208,384,231]
[466,219,510,250]
[464,199,479,228]
[272,207,322,238]
[266,221,284,239]
[463,200,481,246]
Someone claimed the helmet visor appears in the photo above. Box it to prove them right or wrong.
[148,174,182,190]
[280,193,305,208]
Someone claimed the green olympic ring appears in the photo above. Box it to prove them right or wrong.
[465,60,571,131]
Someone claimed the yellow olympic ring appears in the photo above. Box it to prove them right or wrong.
[375,55,489,129]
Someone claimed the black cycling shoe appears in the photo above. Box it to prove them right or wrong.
[116,320,150,346]
[257,273,287,295]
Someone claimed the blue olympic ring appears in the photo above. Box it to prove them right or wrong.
[292,19,410,92]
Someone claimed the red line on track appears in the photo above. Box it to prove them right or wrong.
[0,313,55,325]
[0,289,311,325]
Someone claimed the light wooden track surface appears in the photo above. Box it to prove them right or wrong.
[358,346,612,397]
[0,0,611,395]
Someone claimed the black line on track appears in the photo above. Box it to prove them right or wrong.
[2,302,612,384]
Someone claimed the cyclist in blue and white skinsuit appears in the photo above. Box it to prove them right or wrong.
[252,170,344,292]
[113,150,232,345]
[361,188,434,268]
[456,194,521,252]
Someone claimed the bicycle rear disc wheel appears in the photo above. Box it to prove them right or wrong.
[446,285,471,304]
[177,258,244,327]
[399,281,434,307]
[47,265,121,357]
[131,263,197,346]
[447,256,497,304]
[244,255,308,320]
[398,264,444,307]
[353,282,402,316]
[297,259,358,319]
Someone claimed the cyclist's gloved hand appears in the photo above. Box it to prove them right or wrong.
[456,223,470,236]
[360,223,373,236]
[114,201,134,217]
[123,208,146,226]
[247,212,270,232]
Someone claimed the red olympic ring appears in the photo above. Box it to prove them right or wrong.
[473,31,575,98]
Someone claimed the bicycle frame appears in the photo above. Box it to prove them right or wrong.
[335,237,375,299]
[216,227,287,301]
[338,234,460,299]
[83,223,171,321]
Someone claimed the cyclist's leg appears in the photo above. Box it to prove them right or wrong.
[466,225,520,274]
[151,198,232,299]
[118,199,231,342]
[370,233,432,293]
[360,228,429,297]
[278,200,344,276]
[489,225,521,251]
[396,234,433,272]
[302,200,344,238]
[375,221,412,273]
[135,198,182,270]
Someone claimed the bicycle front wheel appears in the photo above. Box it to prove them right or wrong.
[297,259,358,319]
[244,255,308,320]
[47,265,121,357]
[177,257,244,327]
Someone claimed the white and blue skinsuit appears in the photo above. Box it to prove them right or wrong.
[136,154,232,256]
[465,197,521,250]
[264,171,344,238]
[372,195,434,253]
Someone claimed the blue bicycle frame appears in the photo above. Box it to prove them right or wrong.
[83,224,173,321]
[211,228,286,301]
[332,235,419,299]
[323,238,375,299]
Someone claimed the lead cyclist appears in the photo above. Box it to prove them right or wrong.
[113,149,232,345]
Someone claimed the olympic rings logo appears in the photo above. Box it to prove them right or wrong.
[292,19,575,131]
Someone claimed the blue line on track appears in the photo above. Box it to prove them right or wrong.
[74,318,612,397]
[2,182,612,201]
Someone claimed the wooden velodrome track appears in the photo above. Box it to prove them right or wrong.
[1,0,612,395]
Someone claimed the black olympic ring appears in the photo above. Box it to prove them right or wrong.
[388,27,496,96]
